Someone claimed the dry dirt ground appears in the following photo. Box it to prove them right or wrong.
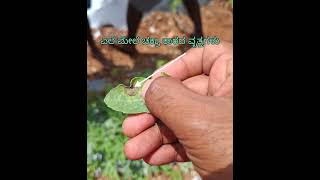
[87,0,232,84]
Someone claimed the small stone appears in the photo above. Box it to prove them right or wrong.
[149,26,157,33]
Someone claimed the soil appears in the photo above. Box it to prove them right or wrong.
[87,0,233,85]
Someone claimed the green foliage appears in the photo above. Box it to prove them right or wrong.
[132,68,153,78]
[169,0,182,13]
[156,59,168,69]
[88,93,193,180]
[87,94,127,180]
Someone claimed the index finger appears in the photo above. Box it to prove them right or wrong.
[151,47,204,81]
[150,41,232,81]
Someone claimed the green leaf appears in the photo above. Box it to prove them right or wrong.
[156,59,168,69]
[104,77,149,114]
[129,77,144,88]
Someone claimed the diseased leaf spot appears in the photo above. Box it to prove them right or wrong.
[125,87,138,96]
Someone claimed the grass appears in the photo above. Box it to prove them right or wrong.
[170,0,183,13]
[87,74,193,180]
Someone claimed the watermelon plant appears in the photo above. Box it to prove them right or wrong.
[88,93,193,180]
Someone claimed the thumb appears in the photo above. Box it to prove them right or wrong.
[142,77,203,132]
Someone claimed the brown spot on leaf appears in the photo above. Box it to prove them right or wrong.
[125,87,138,96]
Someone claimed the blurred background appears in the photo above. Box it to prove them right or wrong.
[87,0,233,179]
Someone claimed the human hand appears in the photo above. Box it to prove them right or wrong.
[122,42,233,179]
